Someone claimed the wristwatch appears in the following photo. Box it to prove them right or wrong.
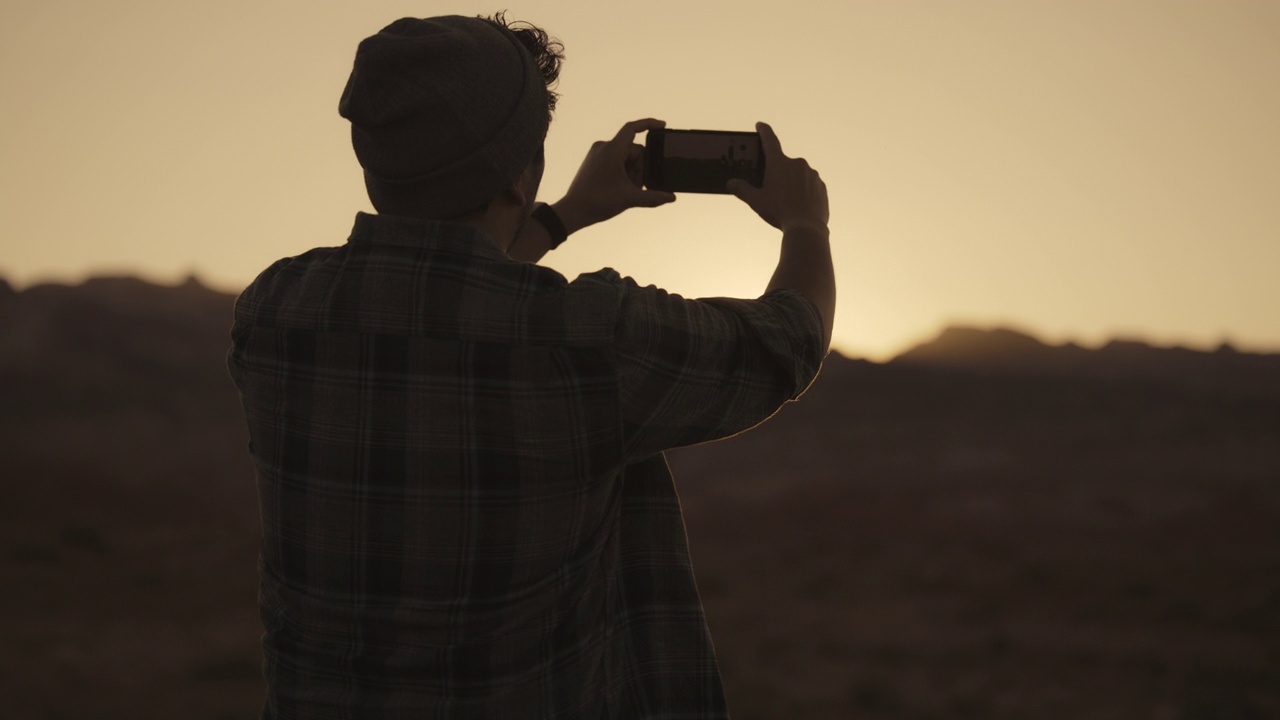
[531,203,569,249]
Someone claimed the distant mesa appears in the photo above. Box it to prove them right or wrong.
[69,273,215,298]
[893,324,1280,400]
[895,325,1211,365]
[894,325,1054,362]
[893,325,1100,379]
[11,273,234,320]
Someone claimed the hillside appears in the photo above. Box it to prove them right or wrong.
[894,325,1280,400]
[1,276,1277,719]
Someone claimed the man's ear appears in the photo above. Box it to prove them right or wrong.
[494,165,524,204]
[503,157,544,209]
[503,177,532,209]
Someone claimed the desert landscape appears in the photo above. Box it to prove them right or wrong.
[1,275,1277,719]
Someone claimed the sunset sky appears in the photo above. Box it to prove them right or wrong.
[2,0,1277,360]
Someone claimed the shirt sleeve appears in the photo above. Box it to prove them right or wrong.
[610,277,826,459]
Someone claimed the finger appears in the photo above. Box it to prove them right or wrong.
[756,121,784,161]
[625,144,646,183]
[612,118,666,145]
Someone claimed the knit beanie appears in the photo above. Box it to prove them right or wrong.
[338,16,550,218]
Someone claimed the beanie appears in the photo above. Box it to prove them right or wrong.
[338,16,550,218]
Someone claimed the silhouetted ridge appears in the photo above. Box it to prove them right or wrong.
[894,325,1070,362]
[894,325,1280,400]
[1,274,240,422]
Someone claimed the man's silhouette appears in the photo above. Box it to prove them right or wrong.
[229,12,834,719]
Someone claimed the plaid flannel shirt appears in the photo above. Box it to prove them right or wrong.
[228,212,825,719]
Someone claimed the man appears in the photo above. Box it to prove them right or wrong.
[229,12,834,720]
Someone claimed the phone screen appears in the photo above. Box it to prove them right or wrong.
[644,129,763,194]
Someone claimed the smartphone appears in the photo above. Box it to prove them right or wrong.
[643,128,764,194]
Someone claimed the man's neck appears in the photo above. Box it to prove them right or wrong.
[461,208,522,255]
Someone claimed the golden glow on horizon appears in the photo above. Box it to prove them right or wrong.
[2,0,1278,360]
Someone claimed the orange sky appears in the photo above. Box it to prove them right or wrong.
[2,0,1277,360]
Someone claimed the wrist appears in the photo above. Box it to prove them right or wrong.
[550,197,592,236]
[780,220,830,239]
[532,203,569,249]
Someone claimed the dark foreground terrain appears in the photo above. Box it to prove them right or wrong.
[2,276,1277,719]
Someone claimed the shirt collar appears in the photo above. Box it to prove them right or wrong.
[346,211,510,262]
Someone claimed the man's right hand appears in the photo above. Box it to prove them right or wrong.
[727,122,829,234]
[552,118,678,235]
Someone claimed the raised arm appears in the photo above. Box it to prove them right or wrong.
[507,119,676,263]
[727,122,835,353]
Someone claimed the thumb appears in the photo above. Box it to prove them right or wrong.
[635,189,677,208]
[726,178,756,202]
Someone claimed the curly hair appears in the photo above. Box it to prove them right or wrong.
[482,11,564,122]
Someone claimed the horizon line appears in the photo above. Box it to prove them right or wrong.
[4,269,1279,362]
